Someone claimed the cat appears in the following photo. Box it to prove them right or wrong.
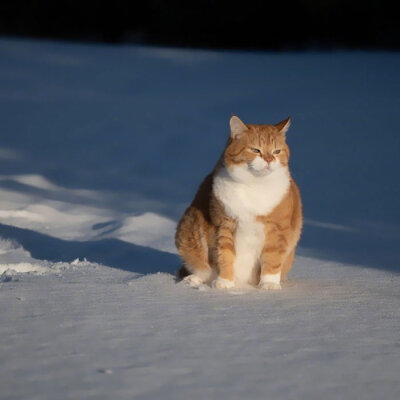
[175,115,302,290]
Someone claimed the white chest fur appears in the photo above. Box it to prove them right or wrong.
[213,165,290,286]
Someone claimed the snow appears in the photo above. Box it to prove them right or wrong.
[0,37,400,399]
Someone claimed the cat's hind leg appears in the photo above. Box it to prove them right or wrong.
[178,247,214,287]
[281,248,295,281]
[177,265,201,287]
[182,274,206,288]
[175,215,215,286]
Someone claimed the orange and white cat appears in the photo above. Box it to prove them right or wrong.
[175,115,302,290]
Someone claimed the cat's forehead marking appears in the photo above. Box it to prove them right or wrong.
[247,125,282,148]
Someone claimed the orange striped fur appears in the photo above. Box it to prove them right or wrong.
[175,115,302,290]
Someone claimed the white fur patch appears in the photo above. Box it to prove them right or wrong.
[250,156,268,171]
[183,265,215,284]
[232,219,264,286]
[249,156,281,176]
[182,274,204,288]
[212,277,235,289]
[213,163,290,286]
[259,271,282,290]
[213,164,290,220]
[260,271,281,285]
[259,281,282,291]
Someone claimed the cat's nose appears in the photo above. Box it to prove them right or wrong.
[265,155,274,164]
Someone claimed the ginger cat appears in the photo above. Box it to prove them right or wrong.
[175,115,302,290]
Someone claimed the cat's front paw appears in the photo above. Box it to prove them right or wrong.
[259,281,282,291]
[259,272,282,291]
[212,277,235,290]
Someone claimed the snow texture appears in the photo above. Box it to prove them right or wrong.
[0,38,399,399]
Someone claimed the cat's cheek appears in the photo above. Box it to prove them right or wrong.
[269,159,281,171]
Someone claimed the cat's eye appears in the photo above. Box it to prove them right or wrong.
[250,148,261,154]
[273,149,281,154]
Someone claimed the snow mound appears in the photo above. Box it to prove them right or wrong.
[0,238,97,276]
[0,262,50,275]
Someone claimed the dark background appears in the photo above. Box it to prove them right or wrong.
[0,0,399,50]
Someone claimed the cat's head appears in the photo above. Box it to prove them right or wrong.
[223,115,291,180]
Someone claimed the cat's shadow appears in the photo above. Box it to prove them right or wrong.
[0,223,180,275]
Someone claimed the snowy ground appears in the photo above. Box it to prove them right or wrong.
[0,38,399,399]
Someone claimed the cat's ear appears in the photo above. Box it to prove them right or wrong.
[275,117,291,138]
[230,115,248,140]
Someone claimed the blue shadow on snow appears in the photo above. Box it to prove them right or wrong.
[0,223,180,275]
